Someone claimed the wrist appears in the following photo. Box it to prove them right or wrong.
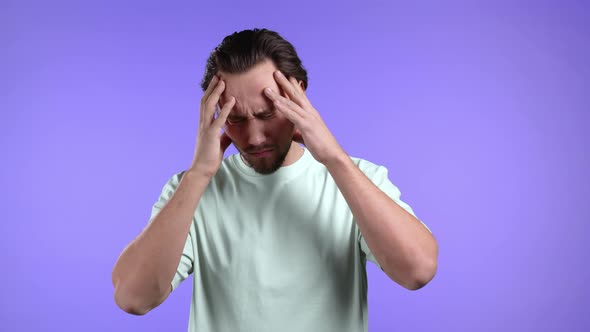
[323,149,350,170]
[185,166,215,181]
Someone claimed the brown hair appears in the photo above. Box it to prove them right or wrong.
[200,28,308,92]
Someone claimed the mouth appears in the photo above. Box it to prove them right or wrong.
[247,149,274,157]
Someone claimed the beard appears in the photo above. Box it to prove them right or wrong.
[239,141,292,175]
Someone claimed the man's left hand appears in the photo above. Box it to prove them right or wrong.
[263,70,346,166]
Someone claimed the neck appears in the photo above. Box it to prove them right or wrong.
[281,142,305,166]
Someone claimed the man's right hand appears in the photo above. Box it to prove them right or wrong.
[189,75,236,177]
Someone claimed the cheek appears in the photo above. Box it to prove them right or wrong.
[224,125,240,141]
[271,117,295,136]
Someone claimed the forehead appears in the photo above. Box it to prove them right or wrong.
[218,60,280,114]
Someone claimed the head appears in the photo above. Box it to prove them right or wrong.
[200,28,308,174]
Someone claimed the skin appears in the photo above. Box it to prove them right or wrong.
[216,60,305,174]
[112,73,239,316]
[202,58,438,289]
[112,58,438,317]
[265,62,438,289]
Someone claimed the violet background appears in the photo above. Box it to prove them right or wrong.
[2,0,589,331]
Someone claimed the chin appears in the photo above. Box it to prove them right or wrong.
[245,146,291,175]
[249,154,284,175]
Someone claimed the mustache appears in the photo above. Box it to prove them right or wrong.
[244,146,275,153]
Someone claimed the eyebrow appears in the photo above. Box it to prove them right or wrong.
[228,109,274,120]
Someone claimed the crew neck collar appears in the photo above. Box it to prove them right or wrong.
[231,146,313,179]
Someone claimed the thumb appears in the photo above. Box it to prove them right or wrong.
[220,131,233,153]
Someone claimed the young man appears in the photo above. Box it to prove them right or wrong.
[112,28,438,332]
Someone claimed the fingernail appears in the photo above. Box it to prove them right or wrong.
[265,87,272,93]
[276,71,283,77]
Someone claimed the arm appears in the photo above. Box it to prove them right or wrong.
[325,155,438,290]
[261,71,438,289]
[111,170,210,315]
[111,73,235,315]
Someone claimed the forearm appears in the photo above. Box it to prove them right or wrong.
[325,155,438,290]
[112,170,211,314]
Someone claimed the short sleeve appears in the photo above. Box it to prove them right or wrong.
[148,171,195,292]
[355,161,432,269]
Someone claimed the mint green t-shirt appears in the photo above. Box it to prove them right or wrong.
[149,147,430,332]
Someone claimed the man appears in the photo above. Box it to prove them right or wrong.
[112,28,438,332]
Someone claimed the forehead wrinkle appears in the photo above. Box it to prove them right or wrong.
[230,105,271,118]
[220,64,278,116]
[229,94,272,117]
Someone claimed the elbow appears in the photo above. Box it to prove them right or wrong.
[383,250,438,291]
[404,256,438,291]
[113,282,153,316]
[404,234,439,291]
[116,301,151,316]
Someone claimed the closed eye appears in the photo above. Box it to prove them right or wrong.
[227,110,275,124]
[257,109,276,119]
[258,113,274,119]
[227,118,244,125]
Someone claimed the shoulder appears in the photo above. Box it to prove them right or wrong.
[156,170,187,194]
[349,155,388,178]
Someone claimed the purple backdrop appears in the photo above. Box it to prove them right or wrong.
[2,0,589,331]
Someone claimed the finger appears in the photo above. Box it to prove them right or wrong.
[200,76,219,120]
[273,96,305,128]
[265,87,307,119]
[203,75,219,101]
[289,76,305,95]
[274,70,305,105]
[288,76,312,109]
[212,95,235,129]
[204,80,226,125]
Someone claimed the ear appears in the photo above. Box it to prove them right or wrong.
[292,128,305,145]
[298,80,305,91]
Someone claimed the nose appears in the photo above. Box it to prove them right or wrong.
[245,120,267,148]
